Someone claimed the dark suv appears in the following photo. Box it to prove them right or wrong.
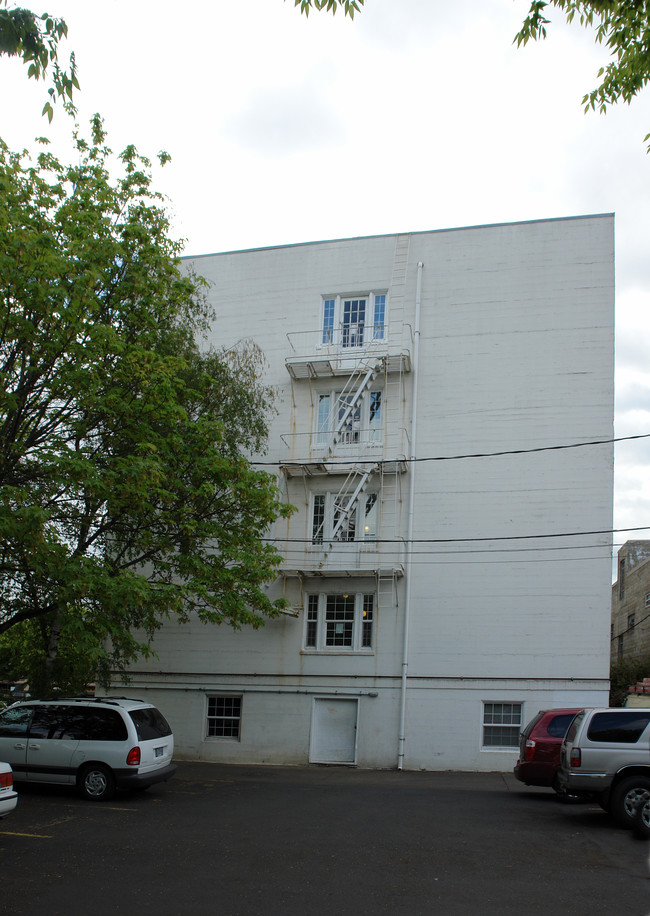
[514,708,580,789]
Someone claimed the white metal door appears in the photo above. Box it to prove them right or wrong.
[309,698,358,765]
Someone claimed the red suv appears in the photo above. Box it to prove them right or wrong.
[514,708,580,789]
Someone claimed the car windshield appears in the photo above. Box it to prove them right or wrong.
[129,707,172,741]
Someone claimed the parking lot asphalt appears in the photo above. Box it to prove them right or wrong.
[1,761,649,916]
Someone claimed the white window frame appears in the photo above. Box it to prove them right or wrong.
[320,292,387,348]
[310,491,379,544]
[205,694,242,740]
[303,592,375,652]
[314,388,383,449]
[481,702,522,750]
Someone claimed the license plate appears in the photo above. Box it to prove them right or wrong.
[155,747,164,757]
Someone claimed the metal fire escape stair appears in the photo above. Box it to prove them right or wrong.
[327,357,384,452]
[330,466,375,541]
[314,356,384,553]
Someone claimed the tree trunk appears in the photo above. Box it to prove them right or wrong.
[42,606,63,696]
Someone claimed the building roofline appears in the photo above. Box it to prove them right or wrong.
[183,212,615,261]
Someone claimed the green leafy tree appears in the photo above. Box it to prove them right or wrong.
[0,613,98,697]
[296,1,650,137]
[0,2,78,120]
[291,0,364,18]
[516,2,650,119]
[610,654,650,706]
[0,117,291,696]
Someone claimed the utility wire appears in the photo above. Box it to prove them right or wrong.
[263,524,650,547]
[252,433,650,467]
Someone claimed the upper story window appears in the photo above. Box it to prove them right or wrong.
[321,292,387,347]
[315,389,382,448]
[304,593,375,652]
[311,491,378,544]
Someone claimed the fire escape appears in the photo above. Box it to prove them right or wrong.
[278,233,413,610]
[280,327,411,601]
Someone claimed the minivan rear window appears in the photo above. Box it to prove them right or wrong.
[129,707,172,741]
[546,714,576,738]
[587,711,650,743]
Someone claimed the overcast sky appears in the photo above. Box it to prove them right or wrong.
[2,0,649,568]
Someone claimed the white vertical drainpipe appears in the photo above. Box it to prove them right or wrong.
[397,260,423,771]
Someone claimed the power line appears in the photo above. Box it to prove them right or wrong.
[264,524,650,547]
[253,432,650,468]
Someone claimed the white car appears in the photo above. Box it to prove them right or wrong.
[0,697,176,801]
[0,761,18,819]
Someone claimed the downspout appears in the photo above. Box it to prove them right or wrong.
[397,260,423,770]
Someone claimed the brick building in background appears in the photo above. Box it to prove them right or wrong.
[612,541,650,662]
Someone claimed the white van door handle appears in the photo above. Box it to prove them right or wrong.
[13,742,26,750]
[27,743,40,750]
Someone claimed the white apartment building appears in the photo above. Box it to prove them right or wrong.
[113,215,615,771]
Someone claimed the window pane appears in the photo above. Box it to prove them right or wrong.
[316,394,330,446]
[368,391,382,441]
[338,395,361,444]
[373,294,385,339]
[312,494,325,544]
[207,696,242,738]
[483,702,522,748]
[325,595,355,646]
[342,298,366,347]
[362,594,374,647]
[483,726,519,748]
[363,493,378,540]
[306,595,319,647]
[322,299,335,344]
[333,501,356,541]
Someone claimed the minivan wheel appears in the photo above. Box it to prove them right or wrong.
[633,796,650,839]
[78,764,116,802]
[610,776,650,829]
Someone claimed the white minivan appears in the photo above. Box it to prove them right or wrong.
[0,697,176,801]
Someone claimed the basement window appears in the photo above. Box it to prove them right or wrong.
[482,702,522,749]
[206,696,242,740]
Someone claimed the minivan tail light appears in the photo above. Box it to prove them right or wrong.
[126,747,141,766]
[524,739,536,761]
[570,747,581,767]
[0,771,12,789]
